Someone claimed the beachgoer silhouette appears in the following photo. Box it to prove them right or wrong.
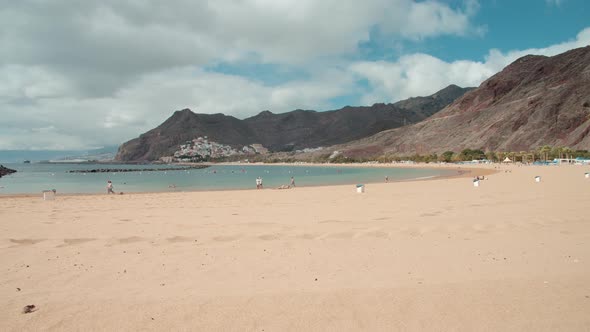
[107,180,115,194]
[290,176,296,187]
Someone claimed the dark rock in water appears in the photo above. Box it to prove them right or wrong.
[0,165,17,178]
[67,165,209,173]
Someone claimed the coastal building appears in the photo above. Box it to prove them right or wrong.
[172,137,268,161]
[329,151,341,159]
[250,144,269,154]
[553,158,576,164]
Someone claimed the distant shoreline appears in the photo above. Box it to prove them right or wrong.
[0,162,496,198]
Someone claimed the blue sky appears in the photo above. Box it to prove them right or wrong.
[0,0,589,150]
[439,0,589,60]
[210,1,590,79]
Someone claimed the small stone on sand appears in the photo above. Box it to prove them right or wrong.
[22,305,36,314]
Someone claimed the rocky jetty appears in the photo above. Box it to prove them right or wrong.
[68,165,209,173]
[0,165,17,178]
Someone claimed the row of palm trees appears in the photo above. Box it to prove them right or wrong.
[494,146,577,163]
[383,146,585,163]
[257,145,587,164]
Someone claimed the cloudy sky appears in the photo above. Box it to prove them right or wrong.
[1,0,589,150]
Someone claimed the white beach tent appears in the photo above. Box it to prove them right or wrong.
[503,157,512,163]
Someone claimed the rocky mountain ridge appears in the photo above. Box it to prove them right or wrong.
[325,46,590,158]
[116,85,472,161]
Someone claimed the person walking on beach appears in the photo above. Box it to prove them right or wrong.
[106,180,115,194]
[256,177,262,189]
[290,176,296,187]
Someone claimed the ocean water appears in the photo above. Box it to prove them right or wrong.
[0,163,456,195]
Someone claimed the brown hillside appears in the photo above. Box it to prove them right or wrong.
[115,85,471,161]
[333,46,590,158]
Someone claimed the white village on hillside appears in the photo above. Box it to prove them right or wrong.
[162,137,269,162]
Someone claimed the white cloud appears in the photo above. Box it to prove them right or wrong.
[0,0,483,150]
[351,27,590,104]
[485,27,590,68]
[0,0,479,74]
[546,0,564,6]
[1,1,588,151]
[0,66,355,150]
[0,65,72,100]
[351,55,495,104]
[392,0,474,39]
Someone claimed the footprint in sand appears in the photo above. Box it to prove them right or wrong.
[363,230,389,239]
[297,233,320,240]
[418,225,438,234]
[244,221,275,226]
[402,228,422,237]
[471,223,492,234]
[57,238,96,247]
[318,219,350,224]
[106,236,145,246]
[258,234,281,241]
[9,239,46,246]
[166,236,195,243]
[320,232,354,239]
[213,235,241,242]
[419,211,441,217]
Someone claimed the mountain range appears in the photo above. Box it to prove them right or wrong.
[116,46,590,162]
[325,46,590,159]
[115,85,472,161]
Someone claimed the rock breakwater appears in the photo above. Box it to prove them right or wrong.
[0,165,17,178]
[68,165,209,173]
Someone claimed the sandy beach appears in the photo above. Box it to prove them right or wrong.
[1,164,589,331]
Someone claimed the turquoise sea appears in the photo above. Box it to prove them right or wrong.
[0,163,456,195]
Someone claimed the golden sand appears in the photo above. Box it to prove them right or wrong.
[1,164,589,331]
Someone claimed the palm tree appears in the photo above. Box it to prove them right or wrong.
[552,146,563,160]
[485,151,497,162]
[520,151,529,163]
[539,145,552,161]
[563,147,573,162]
[529,151,536,163]
[508,151,517,163]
